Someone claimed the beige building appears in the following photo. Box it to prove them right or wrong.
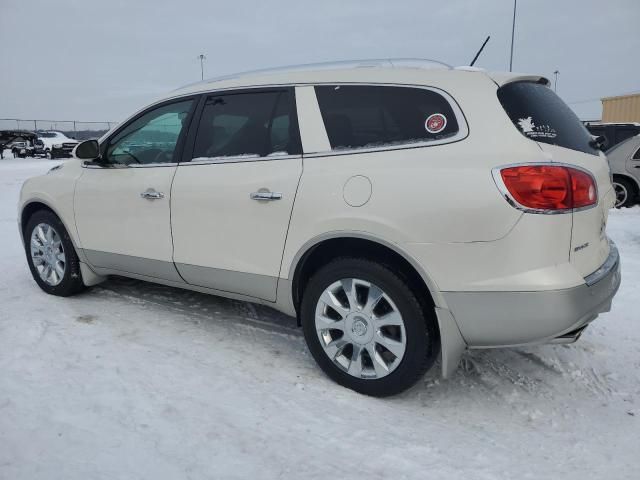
[601,93,640,122]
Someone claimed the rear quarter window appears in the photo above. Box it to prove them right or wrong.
[315,85,461,150]
[498,81,598,155]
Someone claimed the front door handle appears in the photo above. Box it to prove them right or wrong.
[140,188,165,200]
[250,191,283,201]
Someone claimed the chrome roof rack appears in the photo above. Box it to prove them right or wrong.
[176,58,452,91]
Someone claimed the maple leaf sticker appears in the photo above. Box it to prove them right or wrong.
[518,116,535,134]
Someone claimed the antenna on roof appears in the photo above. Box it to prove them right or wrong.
[469,36,490,67]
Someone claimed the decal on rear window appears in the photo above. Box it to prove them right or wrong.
[517,116,557,139]
[425,113,447,134]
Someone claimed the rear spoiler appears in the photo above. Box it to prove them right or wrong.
[485,72,550,87]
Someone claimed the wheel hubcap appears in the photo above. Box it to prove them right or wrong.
[613,182,628,207]
[30,223,66,286]
[314,278,406,380]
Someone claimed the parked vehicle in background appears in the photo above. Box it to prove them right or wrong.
[606,134,640,207]
[37,131,79,158]
[32,139,47,157]
[584,122,640,151]
[18,60,621,396]
[1,131,39,158]
[11,141,28,158]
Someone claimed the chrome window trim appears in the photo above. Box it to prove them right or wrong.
[491,162,599,215]
[82,162,179,169]
[183,152,301,166]
[99,82,468,160]
[165,82,469,155]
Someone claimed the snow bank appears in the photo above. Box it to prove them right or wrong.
[0,158,638,479]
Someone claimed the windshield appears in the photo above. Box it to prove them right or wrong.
[497,81,598,155]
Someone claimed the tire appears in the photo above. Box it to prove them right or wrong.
[613,177,636,208]
[301,257,439,397]
[24,210,86,296]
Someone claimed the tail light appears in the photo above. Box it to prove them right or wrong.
[494,164,597,212]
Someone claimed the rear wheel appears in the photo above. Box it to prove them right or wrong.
[301,258,438,397]
[24,210,86,296]
[613,177,636,208]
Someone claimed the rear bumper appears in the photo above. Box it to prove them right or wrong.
[443,240,621,347]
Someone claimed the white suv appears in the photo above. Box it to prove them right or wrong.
[19,59,621,396]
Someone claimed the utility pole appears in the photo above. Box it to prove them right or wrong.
[509,0,517,72]
[198,54,206,81]
[553,70,560,92]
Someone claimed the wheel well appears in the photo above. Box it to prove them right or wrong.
[613,174,639,197]
[292,237,435,317]
[21,202,55,237]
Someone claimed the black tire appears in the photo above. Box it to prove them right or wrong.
[301,257,439,397]
[24,210,86,296]
[613,177,636,208]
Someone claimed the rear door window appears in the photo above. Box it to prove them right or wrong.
[614,128,637,145]
[192,89,300,160]
[314,85,460,150]
[498,81,598,155]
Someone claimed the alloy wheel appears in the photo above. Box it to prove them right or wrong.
[314,278,407,379]
[30,223,66,286]
[613,182,628,208]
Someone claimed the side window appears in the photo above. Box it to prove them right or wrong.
[634,146,640,160]
[192,89,300,159]
[314,85,460,150]
[615,128,636,145]
[106,100,193,165]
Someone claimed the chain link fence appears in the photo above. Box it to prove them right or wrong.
[0,118,115,141]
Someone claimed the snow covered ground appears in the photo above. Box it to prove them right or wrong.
[1,156,639,479]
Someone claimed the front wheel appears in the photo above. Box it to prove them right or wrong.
[301,258,439,397]
[24,210,86,296]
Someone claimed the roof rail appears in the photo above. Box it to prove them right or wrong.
[176,58,452,91]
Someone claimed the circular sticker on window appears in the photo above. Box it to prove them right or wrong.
[425,113,447,134]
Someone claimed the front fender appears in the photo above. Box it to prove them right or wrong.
[18,161,84,250]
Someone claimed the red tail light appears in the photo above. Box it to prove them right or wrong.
[496,165,597,212]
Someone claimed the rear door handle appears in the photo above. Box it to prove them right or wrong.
[250,191,283,201]
[140,188,165,200]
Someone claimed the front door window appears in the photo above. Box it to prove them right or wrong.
[106,100,194,165]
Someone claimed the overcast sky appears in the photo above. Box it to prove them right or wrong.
[1,0,638,124]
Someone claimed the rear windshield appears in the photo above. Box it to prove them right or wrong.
[498,81,598,155]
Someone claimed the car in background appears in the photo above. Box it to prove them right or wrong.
[607,134,640,207]
[0,131,38,158]
[32,139,47,157]
[37,131,79,159]
[11,141,28,158]
[584,122,640,151]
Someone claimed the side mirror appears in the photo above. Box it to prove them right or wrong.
[74,139,100,159]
